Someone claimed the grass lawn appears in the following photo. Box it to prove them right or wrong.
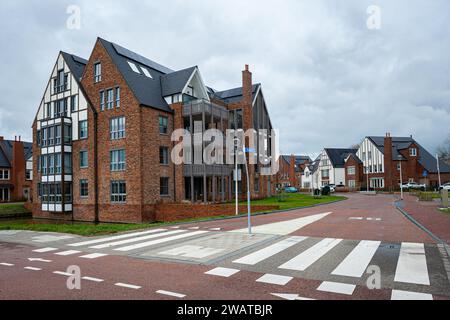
[439,208,450,215]
[242,193,346,211]
[0,202,30,215]
[0,194,345,236]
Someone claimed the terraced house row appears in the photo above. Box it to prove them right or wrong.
[32,37,276,223]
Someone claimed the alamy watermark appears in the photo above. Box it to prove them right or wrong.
[367,5,382,30]
[66,5,81,30]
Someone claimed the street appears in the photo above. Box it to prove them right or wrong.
[1,193,449,300]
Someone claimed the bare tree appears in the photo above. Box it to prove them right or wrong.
[437,134,450,165]
[349,143,360,149]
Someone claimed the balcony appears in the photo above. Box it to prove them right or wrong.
[183,99,229,120]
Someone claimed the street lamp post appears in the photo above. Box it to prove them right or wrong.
[234,137,252,234]
[234,139,239,216]
[436,153,442,189]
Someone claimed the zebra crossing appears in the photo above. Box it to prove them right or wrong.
[208,235,450,299]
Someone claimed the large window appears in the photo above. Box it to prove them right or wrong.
[0,188,10,202]
[55,153,62,174]
[159,147,169,165]
[110,117,126,140]
[80,179,88,197]
[94,62,102,83]
[115,87,120,107]
[321,169,330,179]
[160,177,169,196]
[70,95,77,112]
[347,166,356,175]
[159,116,168,134]
[54,70,68,93]
[54,98,68,118]
[0,170,10,180]
[348,180,356,188]
[111,180,126,203]
[64,153,72,174]
[106,89,114,109]
[110,149,126,171]
[55,125,61,145]
[80,150,88,168]
[100,91,105,111]
[79,120,88,139]
[39,183,72,204]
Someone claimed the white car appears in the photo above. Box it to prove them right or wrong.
[439,183,450,191]
[400,182,426,190]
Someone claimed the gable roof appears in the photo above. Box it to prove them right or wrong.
[61,52,87,81]
[0,140,32,168]
[345,152,363,164]
[325,148,358,168]
[161,66,197,97]
[98,38,173,113]
[212,84,260,104]
[368,136,450,173]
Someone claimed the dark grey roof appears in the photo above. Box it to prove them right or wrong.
[61,52,87,81]
[368,136,450,173]
[325,148,358,168]
[213,84,260,104]
[0,140,32,168]
[98,38,173,113]
[281,155,311,171]
[161,66,197,97]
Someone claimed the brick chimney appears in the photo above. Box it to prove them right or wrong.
[242,64,252,107]
[0,136,3,141]
[289,154,297,187]
[384,133,393,190]
[11,138,26,200]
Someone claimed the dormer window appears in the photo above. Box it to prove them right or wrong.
[410,148,417,157]
[94,62,102,83]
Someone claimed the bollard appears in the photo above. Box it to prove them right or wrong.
[442,189,449,208]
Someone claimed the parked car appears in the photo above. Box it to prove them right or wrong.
[400,182,426,190]
[284,186,298,193]
[439,182,450,191]
[321,184,336,193]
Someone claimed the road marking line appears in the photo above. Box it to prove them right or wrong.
[114,283,141,290]
[230,212,332,235]
[188,227,200,230]
[159,245,224,259]
[233,236,308,265]
[156,290,186,298]
[394,243,430,285]
[375,218,382,221]
[82,276,104,283]
[68,229,167,247]
[0,262,14,267]
[90,230,186,249]
[114,231,209,252]
[24,266,42,271]
[205,267,240,278]
[271,293,315,300]
[170,226,180,229]
[54,250,82,256]
[317,281,356,295]
[33,247,58,253]
[367,218,374,221]
[279,238,343,271]
[331,240,381,278]
[53,271,72,276]
[391,290,433,300]
[209,228,222,231]
[79,253,109,259]
[256,274,293,286]
[349,217,363,220]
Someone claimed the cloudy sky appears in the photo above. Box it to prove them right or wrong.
[1,0,449,158]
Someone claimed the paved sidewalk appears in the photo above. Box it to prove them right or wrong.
[402,195,450,244]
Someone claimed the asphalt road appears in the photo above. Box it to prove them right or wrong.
[1,193,449,300]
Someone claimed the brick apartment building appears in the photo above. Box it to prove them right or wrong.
[276,155,311,190]
[351,134,450,190]
[32,37,276,223]
[0,136,33,202]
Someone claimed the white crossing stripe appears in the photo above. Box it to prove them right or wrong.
[54,250,82,256]
[233,236,308,265]
[209,228,222,231]
[159,245,224,259]
[114,231,209,252]
[205,267,240,278]
[33,247,58,253]
[79,253,109,259]
[391,290,433,300]
[231,212,331,235]
[256,274,293,286]
[332,240,381,278]
[0,263,14,266]
[115,283,141,290]
[24,267,42,271]
[188,227,200,230]
[394,243,430,285]
[349,217,363,220]
[53,271,72,276]
[82,276,104,283]
[90,230,186,249]
[156,290,186,298]
[67,229,167,247]
[279,238,343,271]
[317,281,356,295]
